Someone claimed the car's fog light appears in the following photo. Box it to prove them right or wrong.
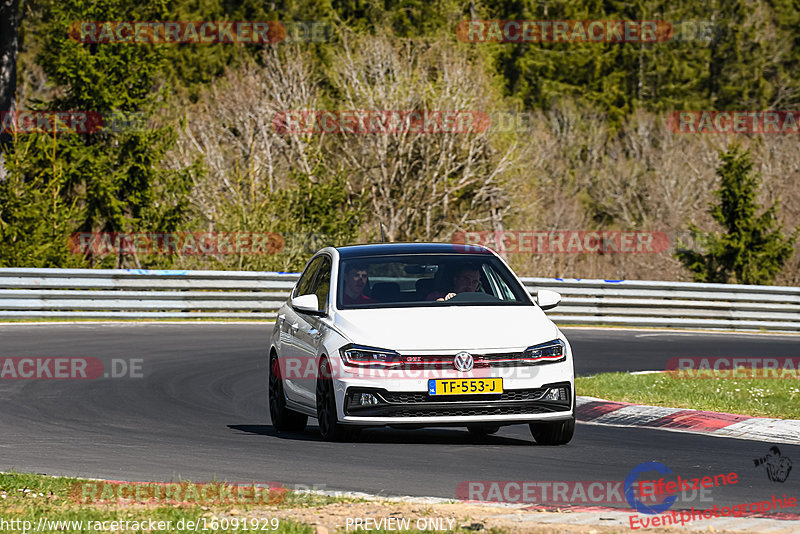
[359,393,379,406]
[544,387,567,401]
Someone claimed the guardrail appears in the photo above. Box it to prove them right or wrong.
[522,278,800,332]
[0,268,297,319]
[0,268,798,332]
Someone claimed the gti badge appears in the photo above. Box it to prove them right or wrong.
[454,352,474,372]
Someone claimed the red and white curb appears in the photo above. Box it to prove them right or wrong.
[576,396,800,445]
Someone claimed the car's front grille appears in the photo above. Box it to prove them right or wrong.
[379,388,547,403]
[387,404,553,417]
[402,352,564,370]
[401,352,552,369]
[344,383,572,418]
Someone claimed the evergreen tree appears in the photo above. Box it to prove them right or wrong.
[0,0,20,150]
[0,0,195,268]
[676,144,796,285]
[0,133,87,267]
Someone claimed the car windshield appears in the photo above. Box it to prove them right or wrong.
[337,254,531,309]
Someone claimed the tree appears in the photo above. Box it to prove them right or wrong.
[0,133,88,268]
[1,0,195,268]
[330,34,518,242]
[675,144,796,284]
[0,0,20,151]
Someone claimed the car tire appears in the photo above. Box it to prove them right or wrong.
[269,353,308,432]
[529,417,575,445]
[466,424,500,436]
[316,358,358,442]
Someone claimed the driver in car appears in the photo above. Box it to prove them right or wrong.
[342,263,374,305]
[426,265,481,301]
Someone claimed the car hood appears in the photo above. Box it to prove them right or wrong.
[331,305,559,352]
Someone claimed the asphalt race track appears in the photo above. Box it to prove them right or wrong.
[1,323,798,509]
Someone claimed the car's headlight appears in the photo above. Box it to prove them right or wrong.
[340,344,403,369]
[523,339,566,364]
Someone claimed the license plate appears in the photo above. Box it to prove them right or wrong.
[428,378,503,395]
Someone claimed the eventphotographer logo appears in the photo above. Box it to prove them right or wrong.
[624,462,677,515]
[754,446,792,483]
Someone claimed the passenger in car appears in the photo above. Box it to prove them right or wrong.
[426,265,481,301]
[342,263,374,305]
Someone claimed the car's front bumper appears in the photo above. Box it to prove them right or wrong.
[342,382,572,424]
[329,339,575,426]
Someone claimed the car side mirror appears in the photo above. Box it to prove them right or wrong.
[536,289,561,310]
[291,294,324,316]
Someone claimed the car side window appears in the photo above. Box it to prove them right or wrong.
[483,264,516,300]
[294,257,323,298]
[311,257,332,312]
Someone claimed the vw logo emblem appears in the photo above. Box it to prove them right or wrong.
[454,352,474,372]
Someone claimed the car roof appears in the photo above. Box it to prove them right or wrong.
[335,242,494,259]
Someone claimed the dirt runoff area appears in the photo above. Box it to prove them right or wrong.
[228,497,795,533]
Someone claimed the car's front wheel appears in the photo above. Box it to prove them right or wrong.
[269,353,307,432]
[529,417,575,445]
[316,358,358,442]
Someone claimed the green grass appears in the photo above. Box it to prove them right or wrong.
[0,473,502,534]
[576,370,800,419]
[0,473,316,533]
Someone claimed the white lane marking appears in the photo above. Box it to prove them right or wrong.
[561,326,800,338]
[634,332,699,338]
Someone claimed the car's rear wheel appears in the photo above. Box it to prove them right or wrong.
[529,417,575,445]
[316,358,358,442]
[466,424,500,436]
[269,353,307,432]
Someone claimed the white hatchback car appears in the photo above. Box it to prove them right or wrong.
[268,243,575,444]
